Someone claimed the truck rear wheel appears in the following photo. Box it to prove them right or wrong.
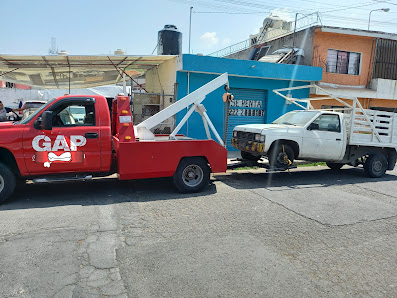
[268,144,295,169]
[326,162,344,171]
[0,162,16,203]
[364,154,388,178]
[173,157,210,193]
[241,151,261,162]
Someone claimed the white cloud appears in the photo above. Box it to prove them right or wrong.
[200,32,219,48]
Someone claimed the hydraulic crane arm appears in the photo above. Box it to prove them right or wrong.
[135,73,229,145]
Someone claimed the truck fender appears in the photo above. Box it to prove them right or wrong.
[268,139,300,159]
[0,148,21,177]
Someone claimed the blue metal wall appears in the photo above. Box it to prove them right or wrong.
[176,55,323,150]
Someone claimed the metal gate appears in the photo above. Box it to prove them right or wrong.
[226,88,267,150]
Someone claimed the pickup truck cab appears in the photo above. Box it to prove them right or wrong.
[0,92,227,203]
[232,109,397,177]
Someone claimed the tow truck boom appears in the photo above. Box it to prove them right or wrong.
[135,73,229,145]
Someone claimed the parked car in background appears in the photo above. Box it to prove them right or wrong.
[18,100,47,119]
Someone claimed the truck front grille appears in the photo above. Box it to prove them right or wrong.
[235,131,255,141]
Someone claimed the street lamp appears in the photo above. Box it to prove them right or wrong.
[368,8,390,30]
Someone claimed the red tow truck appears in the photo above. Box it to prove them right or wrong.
[0,74,230,203]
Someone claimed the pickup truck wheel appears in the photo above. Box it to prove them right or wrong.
[173,158,210,193]
[326,162,344,170]
[364,154,388,178]
[241,151,261,162]
[0,163,16,203]
[268,144,295,169]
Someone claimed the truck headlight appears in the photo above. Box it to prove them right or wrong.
[233,131,238,137]
[260,135,265,142]
[255,134,261,141]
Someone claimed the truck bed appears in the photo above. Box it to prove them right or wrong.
[113,136,227,180]
[346,109,397,148]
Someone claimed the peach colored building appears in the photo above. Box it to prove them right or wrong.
[309,27,397,111]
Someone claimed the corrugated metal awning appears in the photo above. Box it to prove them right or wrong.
[0,55,177,89]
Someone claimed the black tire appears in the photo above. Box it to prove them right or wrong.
[173,157,210,193]
[364,154,388,178]
[326,162,344,171]
[268,144,295,168]
[0,162,16,203]
[241,151,261,162]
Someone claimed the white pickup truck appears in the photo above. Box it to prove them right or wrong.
[231,86,397,178]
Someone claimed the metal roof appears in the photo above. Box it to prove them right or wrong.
[0,55,177,89]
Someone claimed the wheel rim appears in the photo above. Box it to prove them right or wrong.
[373,159,383,173]
[182,164,203,187]
[276,152,288,165]
[0,175,4,193]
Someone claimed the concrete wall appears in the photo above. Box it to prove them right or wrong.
[225,27,315,65]
[145,56,179,97]
[176,55,322,140]
[0,88,42,108]
[226,48,251,60]
[260,28,315,66]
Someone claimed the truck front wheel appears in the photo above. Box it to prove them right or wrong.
[0,163,16,203]
[268,144,295,169]
[173,157,210,193]
[364,154,388,178]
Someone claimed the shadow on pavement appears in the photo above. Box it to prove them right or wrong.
[0,176,218,211]
[215,166,397,191]
[2,166,396,211]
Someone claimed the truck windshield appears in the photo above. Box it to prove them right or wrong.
[19,98,56,125]
[271,111,319,126]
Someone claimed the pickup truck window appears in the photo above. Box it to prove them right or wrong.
[53,103,95,127]
[311,114,341,132]
[272,111,318,126]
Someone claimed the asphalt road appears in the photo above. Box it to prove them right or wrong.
[1,165,397,297]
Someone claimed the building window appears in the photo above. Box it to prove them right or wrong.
[326,49,361,75]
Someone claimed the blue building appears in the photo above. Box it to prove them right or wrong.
[175,54,323,150]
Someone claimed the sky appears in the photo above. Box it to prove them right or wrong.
[1,0,397,56]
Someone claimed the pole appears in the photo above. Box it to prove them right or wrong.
[292,13,298,51]
[368,11,373,30]
[189,6,193,54]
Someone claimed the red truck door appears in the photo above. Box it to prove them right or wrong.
[23,98,102,175]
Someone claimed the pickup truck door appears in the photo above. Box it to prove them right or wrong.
[23,98,102,175]
[301,113,345,160]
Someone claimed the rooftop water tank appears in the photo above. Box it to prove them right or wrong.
[157,25,182,55]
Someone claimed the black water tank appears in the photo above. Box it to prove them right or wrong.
[157,25,182,55]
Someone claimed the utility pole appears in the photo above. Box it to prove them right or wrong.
[189,7,193,54]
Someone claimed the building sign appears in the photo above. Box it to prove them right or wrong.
[229,109,265,117]
[230,100,263,108]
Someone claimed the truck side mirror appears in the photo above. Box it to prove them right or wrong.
[41,111,53,130]
[308,122,319,130]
